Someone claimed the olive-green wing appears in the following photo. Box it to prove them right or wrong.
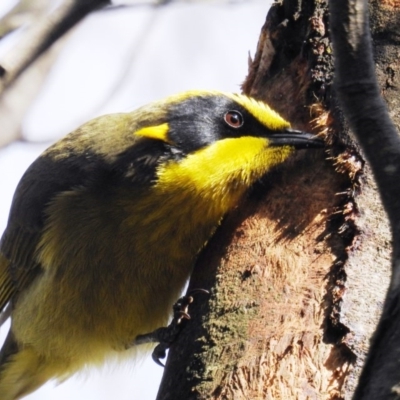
[0,154,92,312]
[0,134,169,312]
[0,254,15,313]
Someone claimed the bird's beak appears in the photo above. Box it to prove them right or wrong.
[268,129,324,149]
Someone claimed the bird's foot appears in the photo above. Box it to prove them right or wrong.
[133,288,209,367]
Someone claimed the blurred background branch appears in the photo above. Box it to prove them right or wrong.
[0,0,109,93]
[0,0,49,39]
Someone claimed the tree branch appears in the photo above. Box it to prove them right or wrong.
[0,0,109,96]
[0,0,49,39]
[329,0,400,398]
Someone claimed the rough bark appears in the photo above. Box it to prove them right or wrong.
[329,0,400,398]
[157,1,398,399]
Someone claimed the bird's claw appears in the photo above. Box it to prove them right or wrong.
[133,289,209,367]
[151,343,168,367]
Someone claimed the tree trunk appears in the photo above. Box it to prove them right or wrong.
[330,0,400,398]
[157,1,398,399]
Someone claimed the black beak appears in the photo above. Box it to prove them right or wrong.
[268,129,324,149]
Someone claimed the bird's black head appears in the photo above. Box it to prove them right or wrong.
[163,92,323,154]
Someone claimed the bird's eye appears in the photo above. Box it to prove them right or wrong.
[224,111,244,128]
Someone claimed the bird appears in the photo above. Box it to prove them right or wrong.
[0,90,323,399]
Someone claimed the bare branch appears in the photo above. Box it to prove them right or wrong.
[0,0,50,39]
[0,0,109,96]
[0,38,63,147]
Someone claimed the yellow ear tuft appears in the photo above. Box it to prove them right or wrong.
[135,123,170,142]
[225,93,290,131]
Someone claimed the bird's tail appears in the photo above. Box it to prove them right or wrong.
[0,331,53,400]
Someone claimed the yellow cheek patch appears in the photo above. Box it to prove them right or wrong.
[180,136,293,189]
[155,136,294,208]
[135,123,170,143]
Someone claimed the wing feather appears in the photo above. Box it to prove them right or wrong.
[0,128,168,311]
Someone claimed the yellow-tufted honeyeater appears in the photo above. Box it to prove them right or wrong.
[0,91,323,399]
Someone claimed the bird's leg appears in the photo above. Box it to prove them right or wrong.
[133,289,209,367]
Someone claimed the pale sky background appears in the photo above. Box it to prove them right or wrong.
[0,1,273,399]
